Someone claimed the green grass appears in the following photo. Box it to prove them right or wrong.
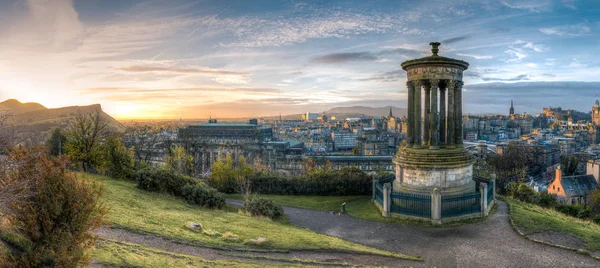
[504,197,600,251]
[79,173,419,261]
[228,194,494,227]
[93,239,291,268]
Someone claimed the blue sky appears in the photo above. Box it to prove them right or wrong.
[0,0,599,119]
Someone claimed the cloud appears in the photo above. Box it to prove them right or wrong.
[442,36,470,45]
[357,70,404,82]
[480,74,529,82]
[456,53,493,59]
[311,47,421,64]
[311,52,378,64]
[210,8,423,48]
[79,86,281,95]
[499,0,552,12]
[539,24,591,36]
[117,65,248,76]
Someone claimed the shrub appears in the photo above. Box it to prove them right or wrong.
[209,166,374,196]
[514,183,538,203]
[5,148,107,267]
[181,183,225,209]
[244,196,284,220]
[538,192,558,208]
[104,135,135,180]
[135,168,194,195]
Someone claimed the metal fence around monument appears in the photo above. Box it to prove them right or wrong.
[487,181,494,206]
[375,182,383,206]
[390,191,431,218]
[441,192,480,218]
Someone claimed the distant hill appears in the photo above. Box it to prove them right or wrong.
[325,106,407,118]
[0,99,46,114]
[0,99,124,144]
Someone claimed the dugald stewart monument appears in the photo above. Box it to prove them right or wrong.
[375,42,495,224]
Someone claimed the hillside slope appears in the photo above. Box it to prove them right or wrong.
[0,99,124,144]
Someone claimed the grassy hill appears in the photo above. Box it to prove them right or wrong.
[79,173,418,260]
[504,197,600,251]
[0,99,124,144]
[0,99,46,114]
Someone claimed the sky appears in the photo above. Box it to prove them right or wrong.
[0,0,599,119]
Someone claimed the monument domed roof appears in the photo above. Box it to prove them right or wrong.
[401,42,469,70]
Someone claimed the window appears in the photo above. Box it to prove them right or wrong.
[558,187,560,192]
[553,185,555,190]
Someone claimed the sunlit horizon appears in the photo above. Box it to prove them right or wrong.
[1,0,600,119]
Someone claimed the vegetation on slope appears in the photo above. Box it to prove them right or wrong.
[504,197,600,251]
[93,240,286,268]
[80,173,419,260]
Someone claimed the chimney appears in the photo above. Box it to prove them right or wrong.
[555,165,562,182]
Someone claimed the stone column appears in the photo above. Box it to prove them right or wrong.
[424,85,431,147]
[430,79,439,149]
[439,86,446,145]
[406,81,414,148]
[480,182,488,216]
[455,81,464,146]
[383,183,392,217]
[447,80,456,148]
[431,188,442,224]
[413,81,422,149]
[372,178,377,201]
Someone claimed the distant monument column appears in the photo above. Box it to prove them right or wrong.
[424,85,431,147]
[413,81,422,149]
[447,80,456,148]
[455,81,464,147]
[429,79,439,149]
[439,84,446,145]
[406,81,414,147]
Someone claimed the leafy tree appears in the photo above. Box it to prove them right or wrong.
[166,145,194,176]
[588,188,600,215]
[6,147,107,267]
[104,135,134,179]
[45,128,67,156]
[209,155,253,197]
[65,110,109,172]
[560,155,580,176]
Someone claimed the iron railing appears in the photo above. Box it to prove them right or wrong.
[390,191,431,218]
[487,181,494,206]
[441,192,480,218]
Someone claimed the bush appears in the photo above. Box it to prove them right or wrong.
[538,192,558,208]
[209,166,374,196]
[181,183,225,209]
[104,136,135,180]
[135,168,194,195]
[244,196,284,220]
[5,148,107,267]
[135,167,225,209]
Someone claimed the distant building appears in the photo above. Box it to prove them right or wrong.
[331,131,357,151]
[509,100,515,116]
[179,119,273,174]
[588,159,600,183]
[548,166,597,205]
[302,112,320,121]
[593,99,600,126]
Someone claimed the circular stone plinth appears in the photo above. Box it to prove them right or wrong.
[393,147,476,195]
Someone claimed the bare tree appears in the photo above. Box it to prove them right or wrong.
[65,110,109,172]
[123,124,169,165]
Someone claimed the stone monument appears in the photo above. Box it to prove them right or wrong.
[393,42,475,195]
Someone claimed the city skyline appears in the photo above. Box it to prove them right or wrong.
[0,0,599,119]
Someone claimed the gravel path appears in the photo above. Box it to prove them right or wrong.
[228,199,599,267]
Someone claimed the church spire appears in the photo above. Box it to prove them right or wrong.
[509,100,515,115]
[389,106,393,117]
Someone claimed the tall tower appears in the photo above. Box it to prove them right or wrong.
[389,106,393,117]
[593,99,600,126]
[509,100,515,116]
[394,42,474,195]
